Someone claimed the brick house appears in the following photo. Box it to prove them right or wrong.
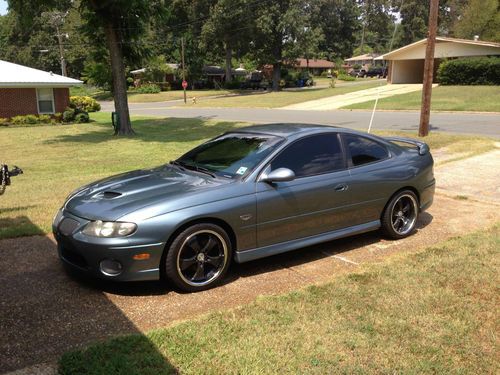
[0,60,82,118]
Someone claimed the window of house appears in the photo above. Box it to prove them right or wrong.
[344,134,389,167]
[271,133,345,178]
[37,88,55,114]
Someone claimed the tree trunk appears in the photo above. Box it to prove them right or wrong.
[272,62,280,91]
[224,42,232,83]
[103,21,133,135]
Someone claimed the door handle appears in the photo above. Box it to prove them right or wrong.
[334,183,348,192]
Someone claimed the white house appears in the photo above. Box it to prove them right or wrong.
[375,37,500,84]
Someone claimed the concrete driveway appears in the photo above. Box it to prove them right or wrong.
[1,150,500,374]
[282,84,437,110]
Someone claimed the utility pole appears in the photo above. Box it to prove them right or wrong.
[43,11,68,77]
[181,37,187,104]
[55,24,67,77]
[418,0,439,137]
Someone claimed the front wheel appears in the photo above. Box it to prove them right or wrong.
[381,191,419,239]
[165,223,231,292]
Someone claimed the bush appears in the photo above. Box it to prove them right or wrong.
[223,80,242,89]
[70,96,101,112]
[11,114,39,124]
[74,112,90,123]
[134,83,161,94]
[0,118,8,126]
[338,72,356,81]
[437,57,500,85]
[37,114,52,123]
[63,108,76,122]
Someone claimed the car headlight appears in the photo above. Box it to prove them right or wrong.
[82,221,137,237]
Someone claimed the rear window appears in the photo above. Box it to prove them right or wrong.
[344,134,389,167]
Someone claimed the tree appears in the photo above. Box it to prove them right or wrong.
[314,0,360,59]
[7,0,160,135]
[252,0,322,91]
[454,0,500,42]
[200,0,252,84]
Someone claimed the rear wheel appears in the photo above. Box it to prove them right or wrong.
[165,223,231,292]
[381,190,419,239]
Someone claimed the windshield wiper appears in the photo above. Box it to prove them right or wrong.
[169,160,186,171]
[172,160,217,178]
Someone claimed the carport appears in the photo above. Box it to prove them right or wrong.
[376,37,500,84]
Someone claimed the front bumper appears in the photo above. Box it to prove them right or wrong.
[53,209,165,281]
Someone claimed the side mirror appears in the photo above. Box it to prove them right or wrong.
[261,168,295,183]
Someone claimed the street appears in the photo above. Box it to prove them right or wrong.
[100,102,500,138]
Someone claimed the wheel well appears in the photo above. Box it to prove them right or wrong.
[159,217,237,280]
[382,186,420,216]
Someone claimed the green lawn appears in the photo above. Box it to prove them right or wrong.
[179,81,385,108]
[59,224,499,374]
[343,85,500,112]
[0,114,495,239]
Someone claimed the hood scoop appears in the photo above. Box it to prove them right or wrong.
[99,191,123,199]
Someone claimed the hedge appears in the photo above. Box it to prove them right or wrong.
[69,96,101,112]
[437,57,500,85]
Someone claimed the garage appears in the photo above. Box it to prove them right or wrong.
[376,37,500,84]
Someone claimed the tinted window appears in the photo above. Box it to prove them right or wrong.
[344,134,389,166]
[178,133,283,178]
[271,134,344,177]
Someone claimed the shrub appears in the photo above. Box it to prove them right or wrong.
[0,118,8,126]
[437,57,500,85]
[11,115,40,124]
[338,72,356,81]
[37,114,52,123]
[74,111,90,123]
[63,107,76,122]
[70,96,101,112]
[223,80,242,89]
[134,83,161,94]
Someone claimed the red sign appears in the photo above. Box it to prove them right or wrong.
[182,80,188,89]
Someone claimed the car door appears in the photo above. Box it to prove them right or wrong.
[255,133,352,248]
[341,133,395,226]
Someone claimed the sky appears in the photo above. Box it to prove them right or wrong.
[0,0,7,15]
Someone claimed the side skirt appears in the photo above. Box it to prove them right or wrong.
[234,220,380,263]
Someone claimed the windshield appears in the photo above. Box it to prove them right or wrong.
[177,132,284,179]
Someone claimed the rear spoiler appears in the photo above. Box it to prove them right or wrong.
[384,136,429,155]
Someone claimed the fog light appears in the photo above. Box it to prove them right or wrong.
[99,259,123,276]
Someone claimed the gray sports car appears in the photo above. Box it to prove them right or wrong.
[53,124,435,292]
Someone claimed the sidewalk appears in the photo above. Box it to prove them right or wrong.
[282,84,438,110]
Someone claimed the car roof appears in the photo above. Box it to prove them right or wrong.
[234,123,343,137]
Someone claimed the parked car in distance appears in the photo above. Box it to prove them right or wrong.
[360,67,388,78]
[349,68,366,77]
[53,124,435,292]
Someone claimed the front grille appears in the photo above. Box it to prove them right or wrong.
[60,245,88,269]
[58,218,80,236]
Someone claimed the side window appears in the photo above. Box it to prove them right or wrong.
[271,133,344,178]
[344,134,389,167]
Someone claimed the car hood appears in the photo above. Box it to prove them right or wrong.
[65,165,230,221]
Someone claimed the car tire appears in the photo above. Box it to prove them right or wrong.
[381,190,419,239]
[165,223,232,292]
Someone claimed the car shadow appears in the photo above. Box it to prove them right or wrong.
[0,217,176,374]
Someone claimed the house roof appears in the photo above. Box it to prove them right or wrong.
[375,37,500,60]
[0,60,82,88]
[130,63,179,75]
[345,54,379,62]
[295,58,334,68]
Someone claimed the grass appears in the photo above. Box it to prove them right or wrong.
[179,81,384,108]
[343,85,500,112]
[0,115,495,239]
[59,224,500,374]
[0,113,246,239]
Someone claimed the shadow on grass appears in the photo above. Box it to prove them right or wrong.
[43,117,241,145]
[0,217,176,374]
